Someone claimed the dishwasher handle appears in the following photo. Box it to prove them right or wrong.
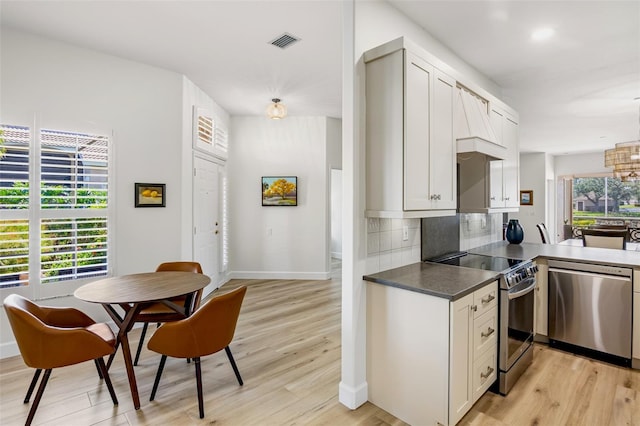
[549,267,633,282]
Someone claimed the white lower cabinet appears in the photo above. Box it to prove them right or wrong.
[367,280,498,426]
[534,260,549,339]
[633,270,640,367]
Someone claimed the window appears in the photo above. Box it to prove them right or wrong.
[571,176,640,226]
[0,124,110,290]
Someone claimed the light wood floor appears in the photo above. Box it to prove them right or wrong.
[1,277,638,425]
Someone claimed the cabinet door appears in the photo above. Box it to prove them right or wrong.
[472,348,497,402]
[633,292,640,361]
[489,161,504,208]
[403,51,432,211]
[473,307,498,355]
[502,116,520,208]
[429,70,456,210]
[534,262,549,337]
[449,293,473,425]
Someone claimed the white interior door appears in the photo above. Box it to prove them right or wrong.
[193,156,220,296]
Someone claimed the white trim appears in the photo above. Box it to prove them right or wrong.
[338,381,369,410]
[331,251,343,259]
[0,341,20,360]
[228,271,331,280]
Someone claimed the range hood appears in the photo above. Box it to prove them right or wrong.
[456,88,506,160]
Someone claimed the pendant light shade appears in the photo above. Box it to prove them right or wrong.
[604,104,640,181]
[266,98,287,120]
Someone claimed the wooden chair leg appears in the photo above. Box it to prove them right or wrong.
[194,357,204,419]
[25,368,51,426]
[24,369,42,403]
[133,323,149,366]
[96,358,118,405]
[150,355,167,401]
[225,346,243,386]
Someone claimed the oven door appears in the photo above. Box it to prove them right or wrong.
[499,276,536,371]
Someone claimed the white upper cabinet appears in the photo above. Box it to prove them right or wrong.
[459,100,520,213]
[365,43,456,218]
[489,106,519,209]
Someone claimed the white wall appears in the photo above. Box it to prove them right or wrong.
[555,152,609,176]
[0,28,221,357]
[512,153,549,243]
[227,116,333,279]
[331,169,343,259]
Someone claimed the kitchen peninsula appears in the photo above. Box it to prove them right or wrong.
[364,240,640,425]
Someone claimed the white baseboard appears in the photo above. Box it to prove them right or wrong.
[0,341,19,360]
[338,381,368,409]
[229,271,331,280]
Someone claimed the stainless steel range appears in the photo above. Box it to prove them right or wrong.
[429,252,538,395]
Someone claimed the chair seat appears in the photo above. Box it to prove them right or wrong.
[86,323,116,346]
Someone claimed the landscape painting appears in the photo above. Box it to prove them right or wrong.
[262,176,297,206]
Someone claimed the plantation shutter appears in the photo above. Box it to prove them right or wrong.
[39,129,110,283]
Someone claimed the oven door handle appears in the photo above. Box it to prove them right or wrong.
[507,278,537,300]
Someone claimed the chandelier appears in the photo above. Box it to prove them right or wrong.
[605,104,640,181]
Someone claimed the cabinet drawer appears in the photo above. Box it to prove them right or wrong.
[473,307,497,357]
[473,281,498,318]
[472,347,497,403]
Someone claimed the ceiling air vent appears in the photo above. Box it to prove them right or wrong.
[269,33,300,49]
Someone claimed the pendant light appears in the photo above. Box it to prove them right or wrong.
[605,102,640,181]
[266,98,287,120]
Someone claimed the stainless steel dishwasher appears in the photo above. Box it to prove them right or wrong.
[548,260,632,360]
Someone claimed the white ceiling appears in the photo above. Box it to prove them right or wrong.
[1,1,639,155]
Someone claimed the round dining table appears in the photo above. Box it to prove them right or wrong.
[75,271,211,409]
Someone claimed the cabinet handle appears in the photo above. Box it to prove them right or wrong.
[471,305,478,312]
[505,197,510,201]
[481,327,495,338]
[481,294,495,304]
[480,366,495,379]
[490,196,496,200]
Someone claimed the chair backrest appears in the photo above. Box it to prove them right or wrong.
[156,261,203,274]
[581,228,627,250]
[155,261,204,312]
[536,223,550,244]
[148,286,247,358]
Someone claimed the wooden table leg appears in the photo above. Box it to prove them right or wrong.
[119,331,140,409]
[102,303,144,410]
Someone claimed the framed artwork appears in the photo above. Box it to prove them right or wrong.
[135,183,166,207]
[262,176,297,206]
[520,190,533,206]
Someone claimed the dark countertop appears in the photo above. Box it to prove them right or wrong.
[364,240,640,302]
[468,241,640,268]
[363,262,499,301]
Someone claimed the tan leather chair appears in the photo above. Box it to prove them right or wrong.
[3,294,118,426]
[131,261,204,366]
[147,286,247,419]
[581,228,628,249]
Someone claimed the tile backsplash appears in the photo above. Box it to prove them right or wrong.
[365,218,421,274]
[459,213,503,250]
[365,213,503,274]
